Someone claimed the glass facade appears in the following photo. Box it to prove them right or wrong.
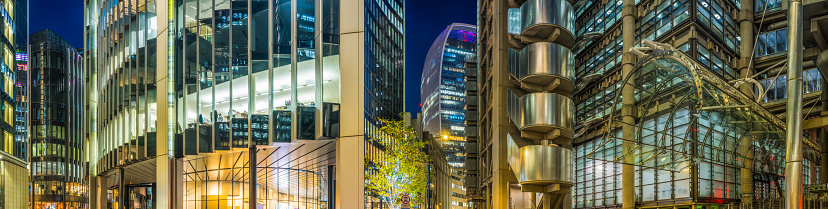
[573,51,793,207]
[365,0,405,124]
[11,0,24,161]
[755,28,787,58]
[89,0,348,171]
[28,29,87,209]
[182,142,334,209]
[756,68,823,103]
[86,0,403,209]
[0,0,18,159]
[0,1,26,208]
[421,23,477,168]
[13,48,25,161]
[568,0,784,206]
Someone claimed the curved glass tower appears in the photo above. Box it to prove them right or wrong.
[421,23,476,168]
[84,0,404,208]
[28,29,86,209]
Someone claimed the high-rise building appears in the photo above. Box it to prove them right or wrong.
[83,0,404,208]
[28,29,87,209]
[472,0,828,208]
[0,0,28,209]
[421,23,476,209]
[12,0,26,161]
[421,23,477,168]
[13,47,27,161]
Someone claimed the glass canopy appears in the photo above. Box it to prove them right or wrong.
[584,50,819,172]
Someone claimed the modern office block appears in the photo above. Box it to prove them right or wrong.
[28,29,87,209]
[421,23,476,209]
[0,1,27,209]
[12,0,26,162]
[421,23,477,169]
[13,47,26,161]
[472,0,828,208]
[83,0,404,208]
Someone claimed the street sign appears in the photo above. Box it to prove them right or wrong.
[401,195,411,209]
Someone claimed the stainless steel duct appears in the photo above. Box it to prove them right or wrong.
[816,49,828,82]
[506,0,577,207]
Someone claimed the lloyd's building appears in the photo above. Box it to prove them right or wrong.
[83,0,404,208]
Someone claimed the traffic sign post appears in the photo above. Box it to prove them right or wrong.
[401,195,411,209]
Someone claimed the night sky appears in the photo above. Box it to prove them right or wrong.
[30,0,84,48]
[28,0,477,115]
[404,0,477,115]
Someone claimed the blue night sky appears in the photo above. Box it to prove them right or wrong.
[404,0,477,116]
[30,0,477,116]
[30,0,84,48]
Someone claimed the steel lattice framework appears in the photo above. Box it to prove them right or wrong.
[585,49,820,173]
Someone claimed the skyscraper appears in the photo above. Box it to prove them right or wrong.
[421,23,477,168]
[83,0,404,208]
[421,23,476,209]
[28,29,86,209]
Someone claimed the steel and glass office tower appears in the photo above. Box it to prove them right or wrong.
[13,47,26,161]
[422,23,477,169]
[84,0,403,208]
[11,0,25,161]
[0,0,27,209]
[28,29,87,209]
[421,23,476,209]
[567,0,828,206]
[473,0,828,208]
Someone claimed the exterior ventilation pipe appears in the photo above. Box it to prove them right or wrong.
[816,49,828,82]
[504,0,577,208]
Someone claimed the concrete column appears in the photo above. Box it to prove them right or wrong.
[784,0,804,207]
[314,0,325,139]
[336,137,366,208]
[739,0,755,205]
[491,0,512,208]
[155,1,176,208]
[90,176,106,209]
[337,0,366,207]
[621,0,637,207]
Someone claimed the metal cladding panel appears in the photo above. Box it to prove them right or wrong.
[465,141,478,153]
[464,158,478,170]
[509,144,574,184]
[519,93,575,131]
[520,0,574,35]
[517,42,575,83]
